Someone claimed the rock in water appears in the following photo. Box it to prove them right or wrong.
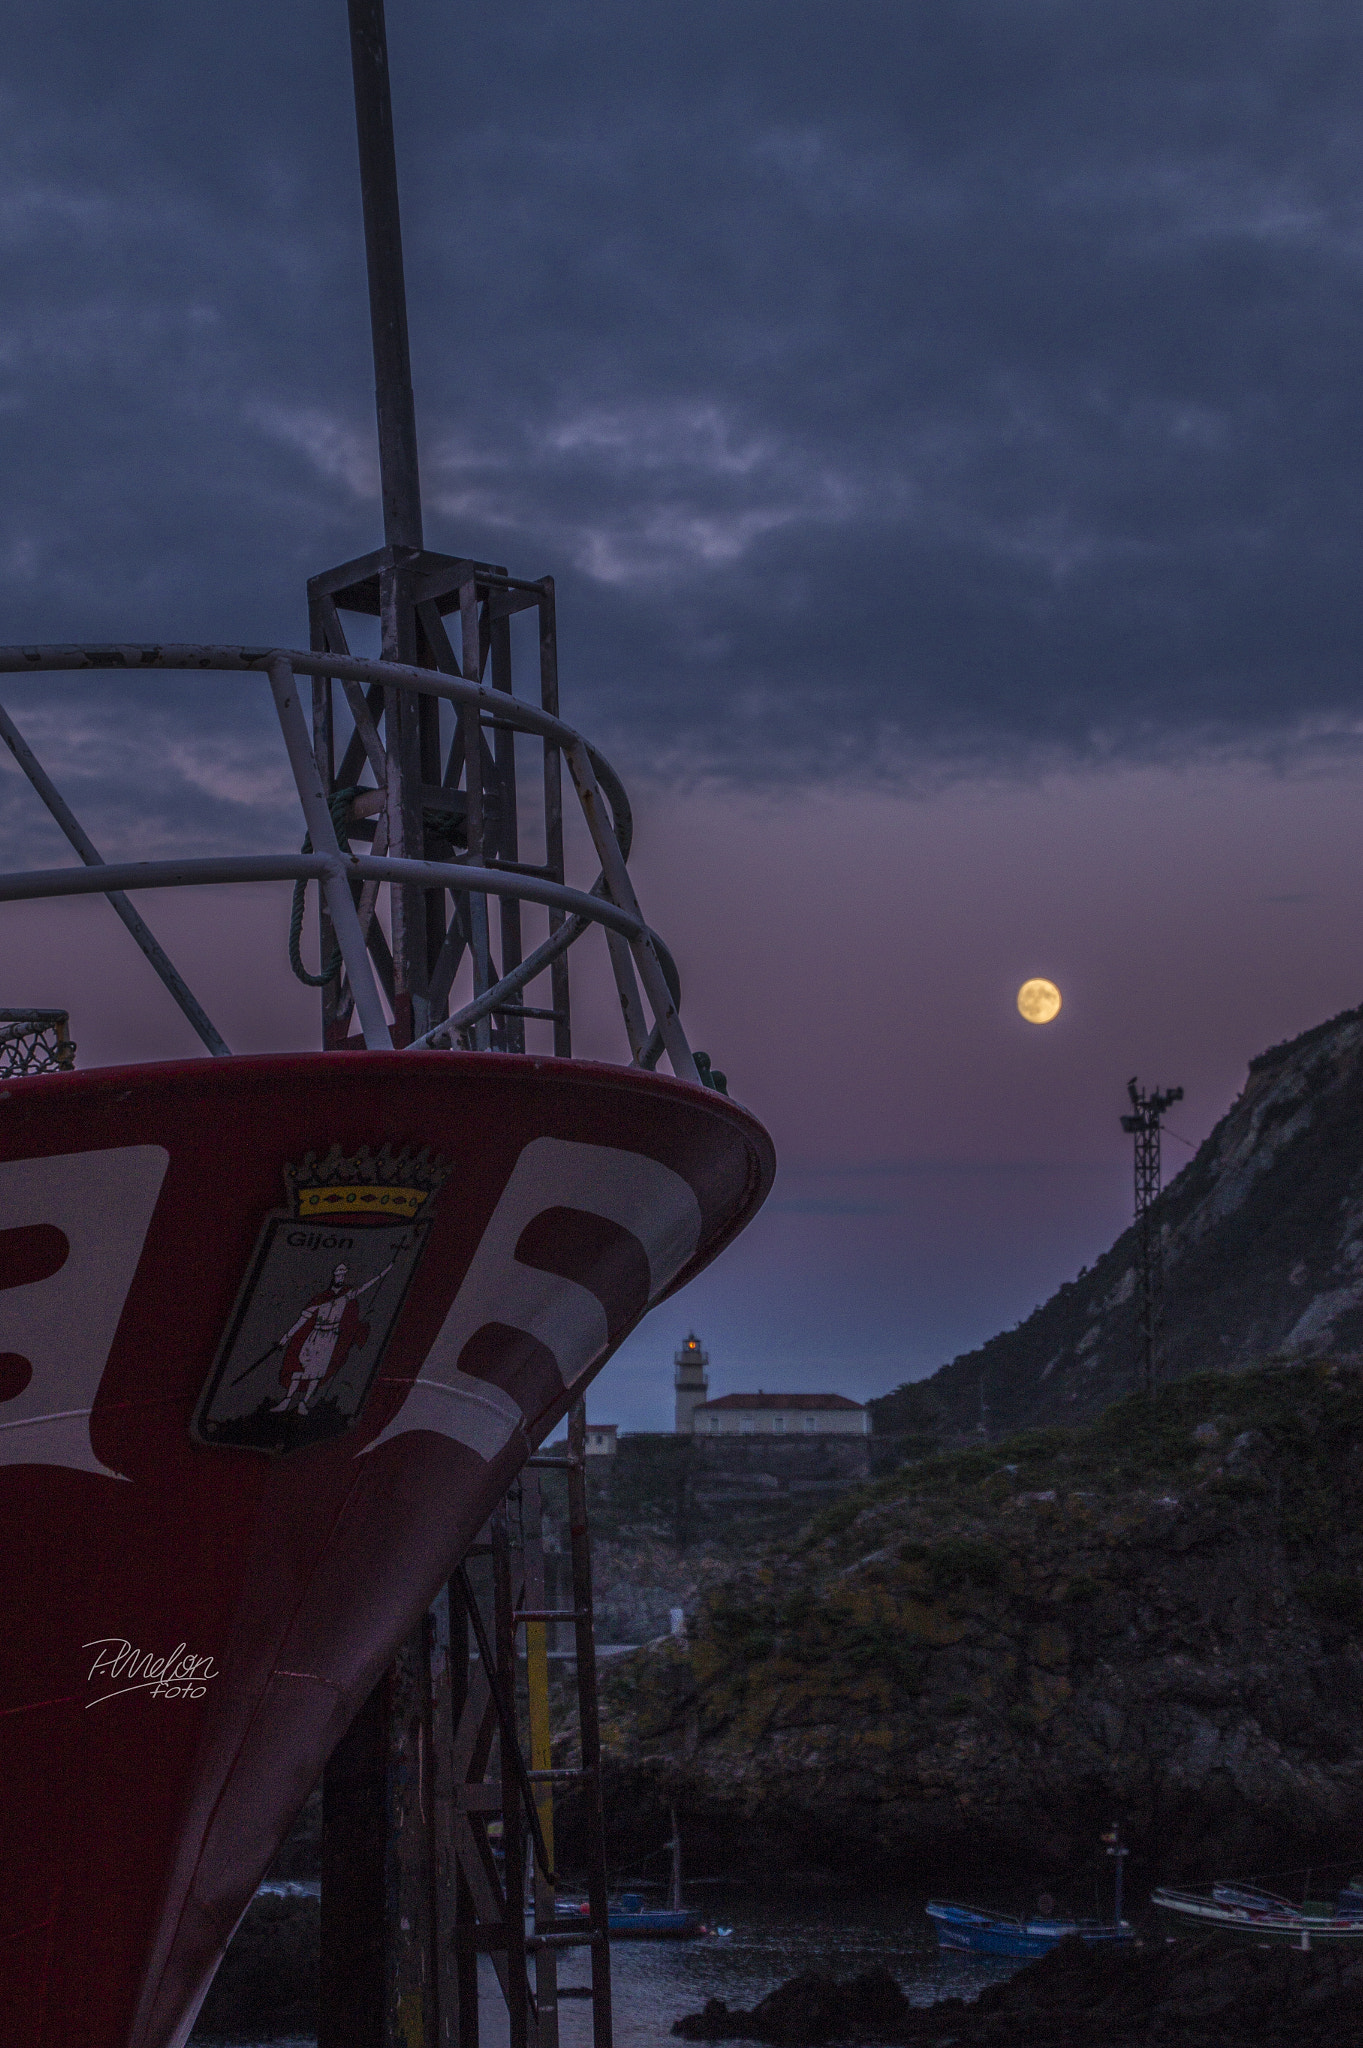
[673,1966,912,2043]
[672,1937,1363,2047]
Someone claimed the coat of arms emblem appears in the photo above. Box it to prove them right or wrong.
[192,1145,450,1456]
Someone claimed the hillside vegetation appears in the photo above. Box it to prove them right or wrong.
[595,1362,1363,1893]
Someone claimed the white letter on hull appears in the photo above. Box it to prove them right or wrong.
[362,1137,701,1459]
[0,1146,169,1479]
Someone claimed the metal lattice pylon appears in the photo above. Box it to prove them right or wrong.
[1120,1076,1183,1393]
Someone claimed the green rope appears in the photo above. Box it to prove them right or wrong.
[288,785,360,988]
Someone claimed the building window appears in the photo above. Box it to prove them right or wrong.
[773,1414,785,1432]
[804,1414,817,1430]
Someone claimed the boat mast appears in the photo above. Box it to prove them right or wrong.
[318,14,434,2045]
[347,0,423,552]
[318,15,616,2048]
[669,1805,683,1913]
[1104,1823,1128,1928]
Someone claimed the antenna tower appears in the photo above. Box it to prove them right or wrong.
[1120,1076,1183,1394]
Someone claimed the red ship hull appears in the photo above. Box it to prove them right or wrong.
[0,1052,773,2047]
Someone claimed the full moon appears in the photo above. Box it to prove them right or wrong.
[1017,978,1062,1024]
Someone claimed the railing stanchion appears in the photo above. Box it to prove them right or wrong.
[267,654,393,1051]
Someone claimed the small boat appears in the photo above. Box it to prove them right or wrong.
[926,1900,1134,1959]
[608,1892,704,1938]
[1152,1881,1363,1945]
[928,1822,1134,1960]
[606,1809,704,1937]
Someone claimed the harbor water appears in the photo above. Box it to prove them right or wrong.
[196,1890,1019,2048]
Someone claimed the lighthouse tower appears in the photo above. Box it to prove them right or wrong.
[674,1332,710,1433]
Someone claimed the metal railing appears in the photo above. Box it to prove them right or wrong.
[0,644,698,1080]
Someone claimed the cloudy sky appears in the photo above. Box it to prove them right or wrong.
[5,2,1363,1425]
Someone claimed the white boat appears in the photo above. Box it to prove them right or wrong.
[1152,1880,1363,1946]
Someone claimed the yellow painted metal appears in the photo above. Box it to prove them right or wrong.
[526,1614,554,1866]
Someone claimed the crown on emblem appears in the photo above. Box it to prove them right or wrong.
[285,1144,452,1222]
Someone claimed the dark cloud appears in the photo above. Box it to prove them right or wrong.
[3,0,1363,847]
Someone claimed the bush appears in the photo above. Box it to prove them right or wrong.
[871,1380,947,1436]
[943,1448,1006,1483]
[1299,1572,1362,1623]
[927,1538,1006,1592]
[1206,1471,1268,1502]
[706,1591,779,1647]
[804,1496,865,1544]
[782,1587,816,1629]
[841,1624,925,1686]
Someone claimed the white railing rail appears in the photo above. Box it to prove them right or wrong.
[0,644,697,1081]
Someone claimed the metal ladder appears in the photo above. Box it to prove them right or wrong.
[321,1403,613,2048]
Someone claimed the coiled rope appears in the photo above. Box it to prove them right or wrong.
[288,784,360,987]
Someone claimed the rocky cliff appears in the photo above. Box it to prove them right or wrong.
[543,1434,872,1647]
[876,1005,1363,1440]
[593,1361,1363,1894]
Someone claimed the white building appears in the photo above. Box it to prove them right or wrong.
[545,1421,618,1455]
[674,1333,709,1433]
[690,1392,869,1436]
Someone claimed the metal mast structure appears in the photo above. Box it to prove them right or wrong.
[318,8,613,2046]
[310,0,629,1069]
[1119,1076,1183,1393]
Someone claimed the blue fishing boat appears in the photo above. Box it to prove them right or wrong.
[927,1823,1135,1958]
[605,1809,705,1937]
[608,1892,704,1938]
[926,1900,1134,1959]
